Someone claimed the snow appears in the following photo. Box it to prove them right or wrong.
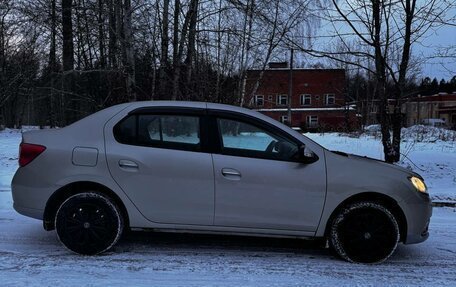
[1,128,455,285]
[0,129,20,193]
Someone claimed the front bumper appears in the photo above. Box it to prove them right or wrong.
[404,193,432,244]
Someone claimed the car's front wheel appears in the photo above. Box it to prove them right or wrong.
[55,192,124,255]
[329,201,400,263]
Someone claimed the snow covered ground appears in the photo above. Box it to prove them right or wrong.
[0,128,455,286]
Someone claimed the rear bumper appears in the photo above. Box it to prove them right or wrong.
[11,167,55,220]
[404,193,432,244]
[13,203,43,220]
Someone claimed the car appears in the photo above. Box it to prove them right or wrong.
[11,101,432,263]
[420,118,447,128]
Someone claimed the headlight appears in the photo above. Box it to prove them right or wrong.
[409,176,427,193]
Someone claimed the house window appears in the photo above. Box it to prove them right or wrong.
[306,115,318,128]
[277,95,288,106]
[254,95,264,106]
[324,94,335,105]
[300,94,311,106]
[370,105,378,113]
[280,115,289,124]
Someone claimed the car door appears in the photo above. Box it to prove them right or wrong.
[104,108,214,225]
[211,114,326,232]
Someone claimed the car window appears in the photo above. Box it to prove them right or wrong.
[114,114,200,151]
[217,118,298,161]
[138,115,200,144]
[115,115,136,144]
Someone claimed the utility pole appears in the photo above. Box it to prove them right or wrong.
[287,48,293,127]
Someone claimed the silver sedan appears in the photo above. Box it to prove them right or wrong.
[11,101,432,263]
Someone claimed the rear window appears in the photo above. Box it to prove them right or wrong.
[114,114,201,151]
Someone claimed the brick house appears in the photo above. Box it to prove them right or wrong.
[245,65,358,131]
[402,93,456,129]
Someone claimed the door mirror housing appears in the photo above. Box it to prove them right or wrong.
[298,144,319,164]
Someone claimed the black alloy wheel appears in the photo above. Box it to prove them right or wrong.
[55,192,124,255]
[329,201,400,263]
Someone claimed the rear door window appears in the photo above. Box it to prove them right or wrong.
[114,114,201,151]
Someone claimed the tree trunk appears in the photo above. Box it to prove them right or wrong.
[172,0,180,100]
[49,0,57,127]
[62,0,74,125]
[389,0,415,163]
[115,0,123,67]
[82,0,94,68]
[215,0,222,102]
[391,108,402,162]
[159,0,170,99]
[239,0,254,107]
[371,0,395,163]
[123,0,136,102]
[62,0,74,72]
[98,0,106,68]
[108,0,118,68]
[171,1,193,101]
[184,0,199,89]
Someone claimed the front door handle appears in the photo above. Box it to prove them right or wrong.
[119,159,139,170]
[221,168,241,180]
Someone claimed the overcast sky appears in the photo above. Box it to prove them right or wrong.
[296,4,456,81]
[418,23,455,80]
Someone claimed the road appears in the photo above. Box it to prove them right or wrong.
[0,192,455,287]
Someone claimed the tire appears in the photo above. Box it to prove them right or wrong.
[55,192,124,255]
[329,201,400,264]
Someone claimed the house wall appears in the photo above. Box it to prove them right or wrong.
[261,110,359,132]
[402,94,456,127]
[246,69,357,130]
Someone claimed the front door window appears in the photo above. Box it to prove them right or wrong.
[217,118,298,161]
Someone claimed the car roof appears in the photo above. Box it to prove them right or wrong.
[126,101,272,120]
[127,101,207,110]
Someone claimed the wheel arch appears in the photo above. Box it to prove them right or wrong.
[43,181,130,231]
[324,192,408,243]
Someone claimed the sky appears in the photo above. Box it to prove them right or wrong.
[294,3,456,81]
[418,23,456,80]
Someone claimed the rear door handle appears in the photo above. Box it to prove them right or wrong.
[119,160,139,170]
[221,168,241,180]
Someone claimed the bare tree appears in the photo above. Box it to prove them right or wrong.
[294,0,454,162]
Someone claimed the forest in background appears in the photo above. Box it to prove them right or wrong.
[1,0,320,128]
[0,0,454,140]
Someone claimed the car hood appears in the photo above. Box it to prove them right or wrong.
[330,150,419,178]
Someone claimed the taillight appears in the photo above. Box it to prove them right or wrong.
[19,143,46,167]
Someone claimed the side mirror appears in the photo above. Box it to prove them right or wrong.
[298,144,318,164]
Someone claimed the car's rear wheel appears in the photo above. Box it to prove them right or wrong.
[55,192,124,255]
[329,201,399,263]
